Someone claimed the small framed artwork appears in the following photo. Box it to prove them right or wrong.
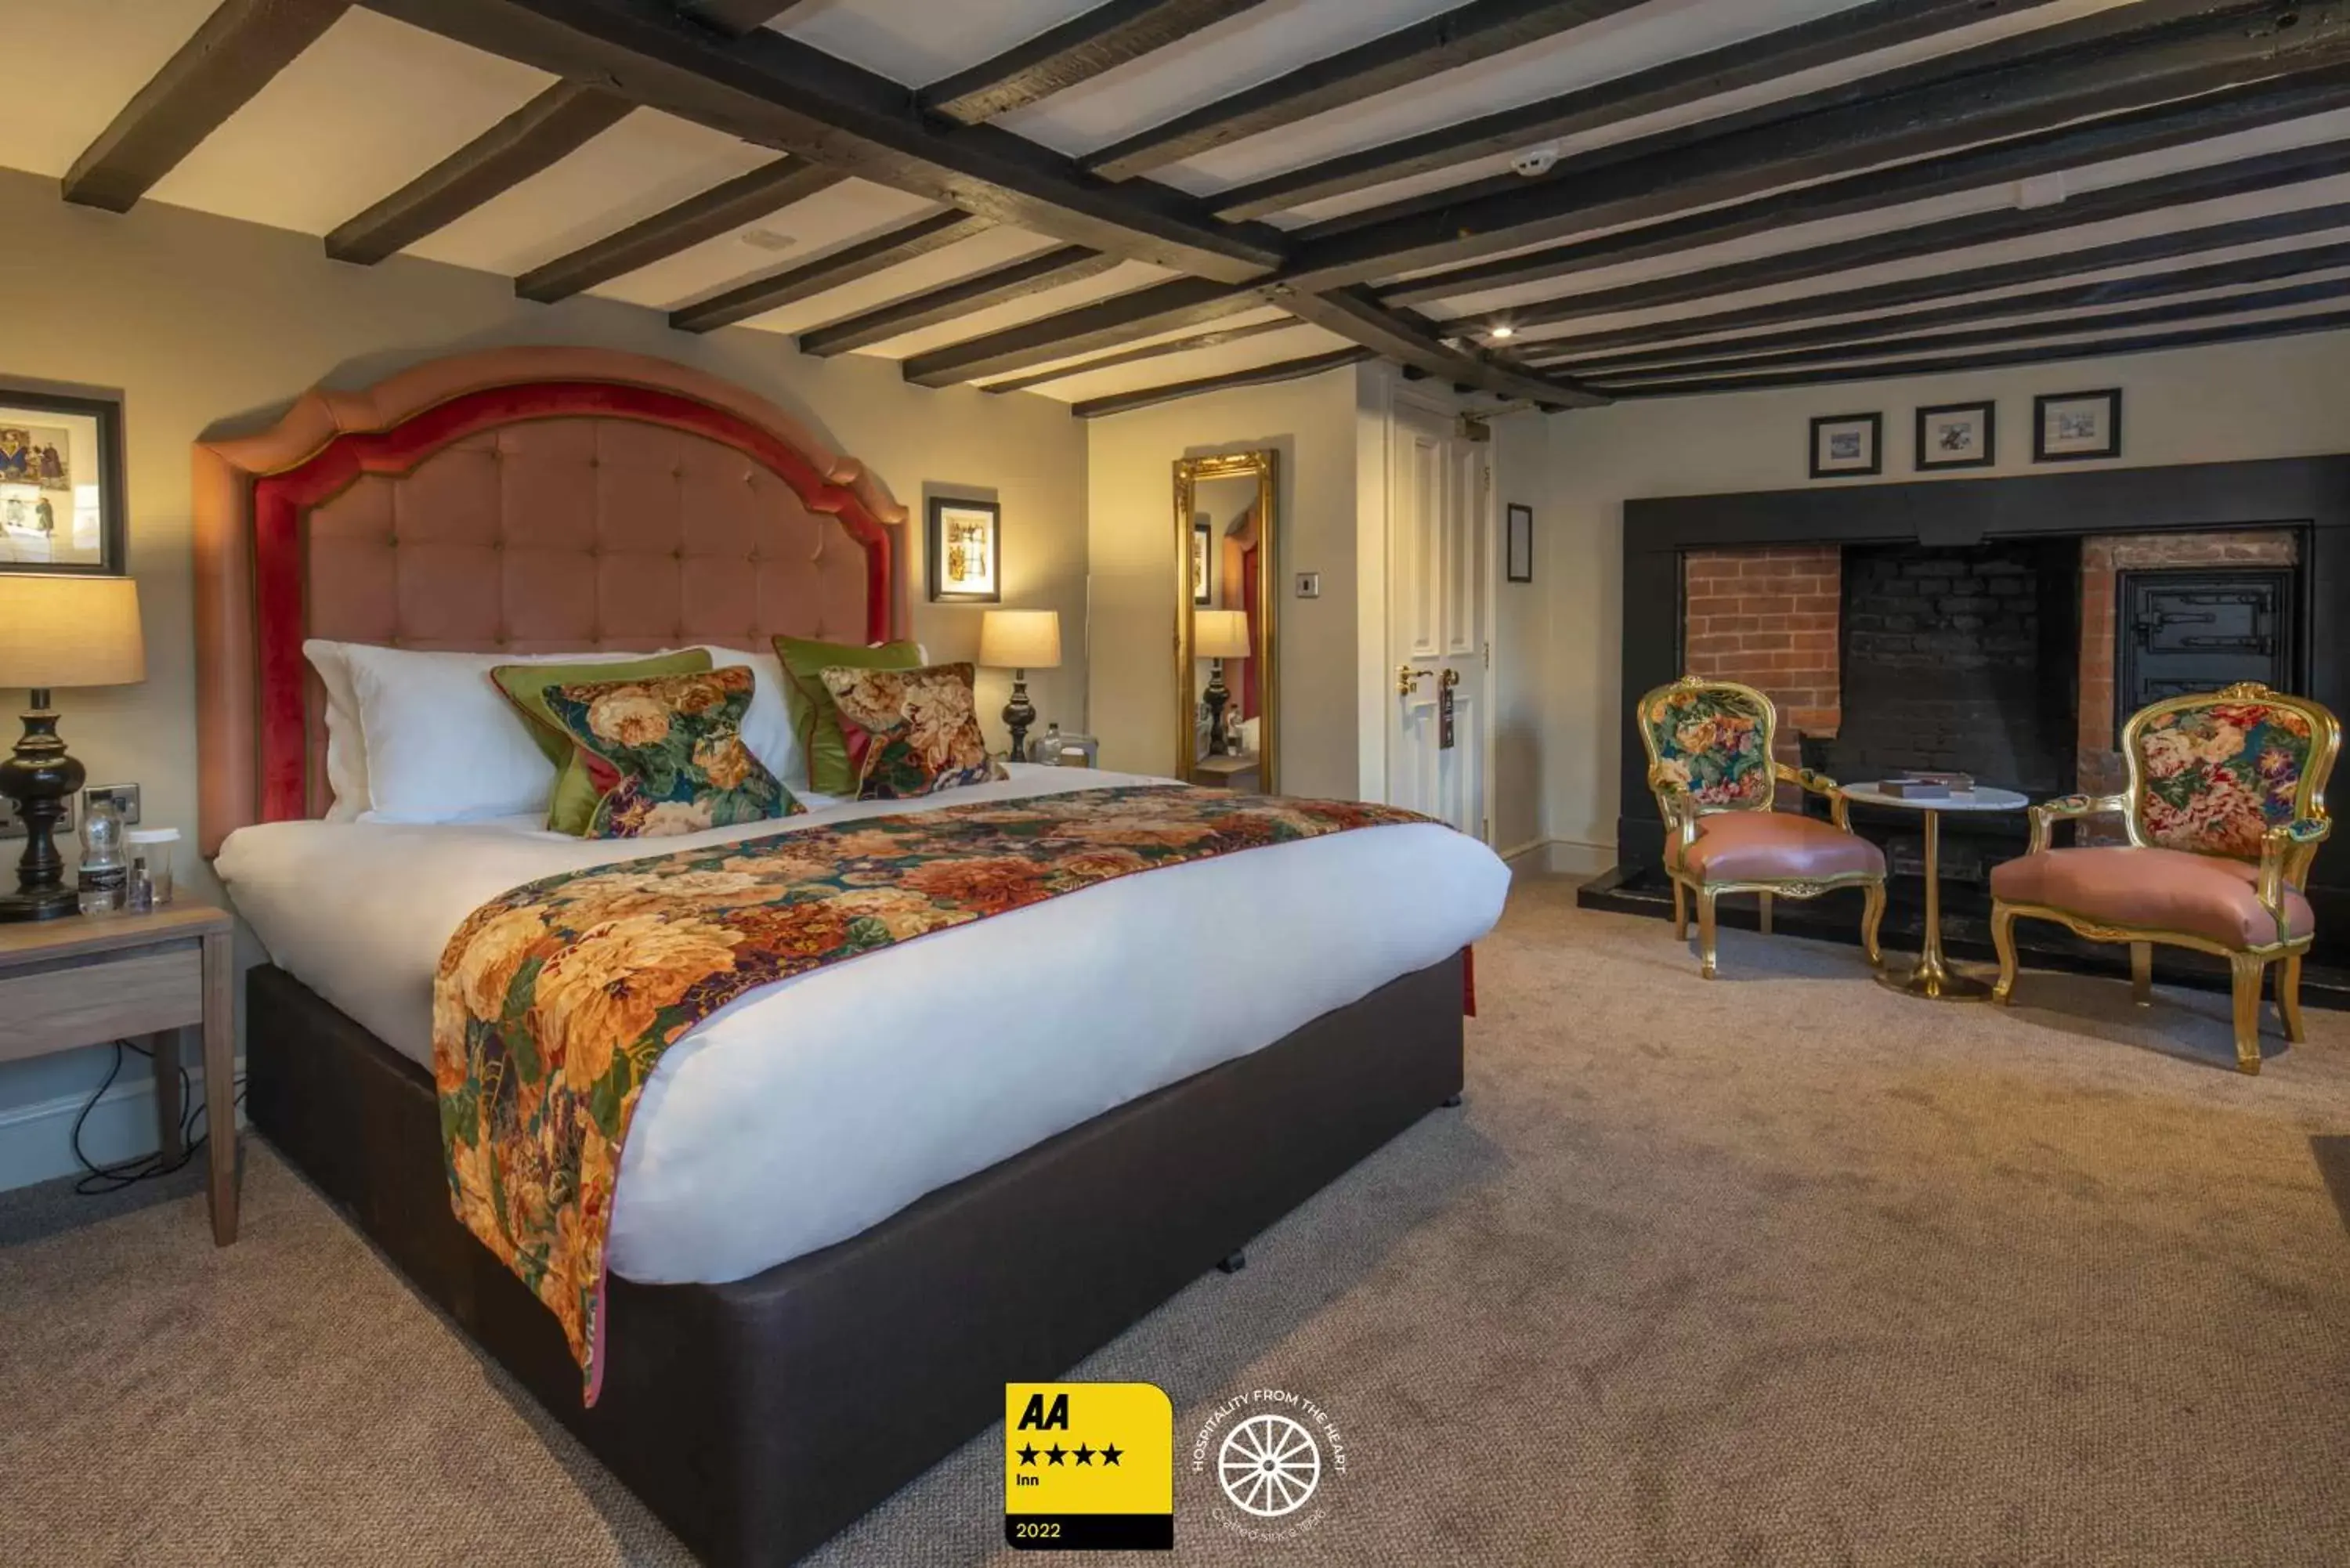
[1809,412,1882,479]
[1915,400,1995,471]
[0,387,126,575]
[2033,388,2121,462]
[1191,518,1213,605]
[1505,503,1534,583]
[927,496,1000,603]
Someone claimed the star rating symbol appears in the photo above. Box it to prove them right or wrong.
[1073,1444,1094,1466]
[1045,1444,1068,1466]
[1101,1443,1123,1466]
[1017,1444,1039,1467]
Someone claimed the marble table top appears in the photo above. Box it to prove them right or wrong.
[1841,782,2030,813]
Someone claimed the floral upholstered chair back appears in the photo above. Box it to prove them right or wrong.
[2124,684,2340,863]
[1639,677,1777,817]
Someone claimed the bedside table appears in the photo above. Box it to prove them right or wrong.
[0,903,238,1243]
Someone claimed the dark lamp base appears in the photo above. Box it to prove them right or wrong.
[0,883,79,923]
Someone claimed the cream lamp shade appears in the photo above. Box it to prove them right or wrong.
[978,609,1061,670]
[0,575,146,691]
[1194,609,1252,661]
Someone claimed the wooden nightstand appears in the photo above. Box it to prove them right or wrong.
[0,903,238,1242]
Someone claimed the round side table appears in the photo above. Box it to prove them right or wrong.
[1842,782,2030,1001]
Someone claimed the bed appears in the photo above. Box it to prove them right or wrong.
[193,348,1506,1565]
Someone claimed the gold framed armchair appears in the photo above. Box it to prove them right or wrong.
[1638,676,1887,978]
[1990,682,2340,1073]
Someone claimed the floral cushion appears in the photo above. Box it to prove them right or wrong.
[490,649,714,836]
[2135,699,2313,860]
[543,667,801,838]
[819,661,1007,800]
[1643,684,1771,809]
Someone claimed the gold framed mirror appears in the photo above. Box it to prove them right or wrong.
[1173,450,1277,793]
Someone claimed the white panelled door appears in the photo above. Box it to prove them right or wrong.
[1386,401,1488,840]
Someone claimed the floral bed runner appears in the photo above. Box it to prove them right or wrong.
[432,784,1432,1400]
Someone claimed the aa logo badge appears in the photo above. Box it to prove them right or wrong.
[1004,1382,1174,1550]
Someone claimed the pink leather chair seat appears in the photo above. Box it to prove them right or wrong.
[1670,812,1887,883]
[1989,847,2313,948]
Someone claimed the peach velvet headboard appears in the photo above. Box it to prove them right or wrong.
[193,347,911,854]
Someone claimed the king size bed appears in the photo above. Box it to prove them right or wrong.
[193,347,1506,1565]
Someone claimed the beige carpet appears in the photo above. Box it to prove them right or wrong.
[5,876,2350,1567]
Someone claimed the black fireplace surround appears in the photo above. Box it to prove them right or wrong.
[1609,455,2348,974]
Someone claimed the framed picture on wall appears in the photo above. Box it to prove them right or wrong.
[2033,389,2122,462]
[0,387,125,575]
[1808,412,1882,479]
[1506,503,1534,583]
[927,496,1001,603]
[1191,518,1213,605]
[1914,400,1995,471]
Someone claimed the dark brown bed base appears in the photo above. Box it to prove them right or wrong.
[246,951,1467,1566]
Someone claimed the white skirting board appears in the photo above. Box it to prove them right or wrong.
[0,1060,244,1193]
[1501,839,1614,879]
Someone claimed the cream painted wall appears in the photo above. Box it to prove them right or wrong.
[0,168,1088,1187]
[1520,327,2350,865]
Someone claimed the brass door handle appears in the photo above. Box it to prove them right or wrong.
[1440,668,1462,690]
[1397,663,1433,697]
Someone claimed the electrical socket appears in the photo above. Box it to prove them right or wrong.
[85,782,140,826]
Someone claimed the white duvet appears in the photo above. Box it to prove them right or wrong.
[215,767,1509,1284]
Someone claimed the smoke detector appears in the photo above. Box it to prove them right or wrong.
[1511,144,1561,178]
[741,228,798,252]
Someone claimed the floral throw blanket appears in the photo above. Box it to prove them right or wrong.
[432,785,1430,1401]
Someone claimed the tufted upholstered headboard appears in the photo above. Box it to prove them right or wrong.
[193,346,911,854]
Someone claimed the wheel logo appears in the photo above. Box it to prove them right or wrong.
[1216,1413,1321,1517]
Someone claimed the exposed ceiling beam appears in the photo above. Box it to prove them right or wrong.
[900,277,1269,386]
[1588,305,2350,399]
[921,0,1273,125]
[62,0,352,211]
[1282,1,2350,290]
[1086,0,1651,181]
[1520,200,2350,366]
[362,0,1285,283]
[1072,347,1376,417]
[797,247,1122,356]
[676,0,808,28]
[1210,0,2064,222]
[516,154,843,302]
[668,209,992,333]
[1282,289,1605,406]
[1408,137,2350,331]
[1582,267,2350,386]
[325,81,632,264]
[982,316,1300,393]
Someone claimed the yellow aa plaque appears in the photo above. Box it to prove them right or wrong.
[1004,1382,1174,1551]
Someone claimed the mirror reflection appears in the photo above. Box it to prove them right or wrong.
[1175,453,1276,793]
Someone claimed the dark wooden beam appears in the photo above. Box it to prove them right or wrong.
[1282,1,2350,290]
[1211,0,2063,221]
[922,0,1272,125]
[1084,0,1652,181]
[1584,269,2350,386]
[1520,201,2350,367]
[1282,289,1605,407]
[982,317,1299,393]
[900,277,1267,386]
[516,154,843,302]
[669,210,992,333]
[363,0,1284,283]
[1589,306,2350,399]
[1377,70,2350,306]
[1072,348,1376,417]
[1397,136,2350,327]
[797,247,1122,356]
[677,0,804,28]
[325,81,632,264]
[62,0,351,211]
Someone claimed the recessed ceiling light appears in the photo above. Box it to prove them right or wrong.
[1488,324,1515,341]
[741,228,797,252]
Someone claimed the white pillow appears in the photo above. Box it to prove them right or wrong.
[302,640,368,822]
[697,646,804,787]
[341,645,648,824]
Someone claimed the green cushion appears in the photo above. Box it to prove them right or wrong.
[491,649,713,835]
[775,635,923,797]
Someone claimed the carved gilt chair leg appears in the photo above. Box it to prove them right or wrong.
[1672,877,1688,941]
[2229,953,2267,1075]
[1990,904,2019,1005]
[2129,942,2153,1007]
[1697,887,1720,981]
[1757,891,1773,936]
[1860,881,1885,968]
[2280,952,2307,1045]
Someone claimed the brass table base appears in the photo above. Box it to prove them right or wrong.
[1876,803,1993,1003]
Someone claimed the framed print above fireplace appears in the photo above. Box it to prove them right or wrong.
[0,386,125,575]
[1809,412,1882,479]
[1914,400,1995,471]
[2032,388,2122,463]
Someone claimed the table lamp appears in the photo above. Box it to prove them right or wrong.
[1194,609,1252,757]
[978,609,1061,762]
[0,575,146,922]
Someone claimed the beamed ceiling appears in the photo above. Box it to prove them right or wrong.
[20,0,2350,414]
